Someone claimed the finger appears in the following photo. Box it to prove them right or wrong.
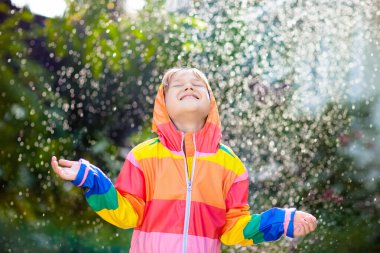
[294,222,305,237]
[310,219,317,231]
[53,164,65,178]
[305,216,317,231]
[305,214,317,222]
[298,219,313,236]
[51,158,70,180]
[299,213,317,225]
[295,211,309,222]
[302,218,315,234]
[51,157,60,174]
[300,221,311,235]
[304,220,313,234]
[58,159,74,168]
[51,156,57,167]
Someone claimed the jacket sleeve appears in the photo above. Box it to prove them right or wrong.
[220,166,297,245]
[71,151,145,229]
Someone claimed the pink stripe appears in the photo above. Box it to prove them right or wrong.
[195,151,217,157]
[115,159,146,200]
[284,208,295,236]
[171,150,185,156]
[138,199,225,238]
[234,171,248,183]
[130,230,221,253]
[78,166,89,187]
[225,180,249,209]
[127,152,141,169]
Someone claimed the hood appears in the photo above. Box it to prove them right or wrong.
[152,83,222,154]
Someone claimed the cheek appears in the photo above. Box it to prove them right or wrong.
[165,92,176,105]
[202,99,211,113]
[165,93,179,116]
[206,102,211,111]
[200,89,210,102]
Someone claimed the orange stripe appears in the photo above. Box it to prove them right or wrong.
[221,206,251,235]
[192,160,236,209]
[184,133,195,156]
[122,192,146,226]
[139,157,187,201]
[139,157,238,208]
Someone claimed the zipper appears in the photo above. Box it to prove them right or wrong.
[181,133,197,253]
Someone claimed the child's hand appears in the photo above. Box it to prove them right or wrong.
[293,211,318,237]
[51,156,80,181]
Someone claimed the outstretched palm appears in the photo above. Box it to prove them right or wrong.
[293,211,318,237]
[51,156,80,181]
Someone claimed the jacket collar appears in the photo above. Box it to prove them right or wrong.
[152,83,222,154]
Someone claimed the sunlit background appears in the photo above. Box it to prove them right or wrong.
[10,0,146,17]
[1,0,379,252]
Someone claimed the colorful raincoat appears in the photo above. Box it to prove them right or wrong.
[72,83,297,253]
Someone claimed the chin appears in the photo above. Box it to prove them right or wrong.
[174,105,205,115]
[180,107,201,114]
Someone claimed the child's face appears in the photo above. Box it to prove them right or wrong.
[165,70,211,123]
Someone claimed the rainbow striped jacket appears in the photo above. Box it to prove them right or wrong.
[72,84,297,253]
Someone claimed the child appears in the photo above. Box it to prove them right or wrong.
[51,67,317,253]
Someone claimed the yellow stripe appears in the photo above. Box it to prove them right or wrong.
[187,157,193,180]
[96,191,139,229]
[133,141,246,176]
[132,137,160,153]
[221,215,253,246]
[198,148,246,175]
[133,140,182,160]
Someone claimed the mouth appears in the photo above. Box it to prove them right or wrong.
[180,94,199,100]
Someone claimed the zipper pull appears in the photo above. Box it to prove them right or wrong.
[187,181,192,191]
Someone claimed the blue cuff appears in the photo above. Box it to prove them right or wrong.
[286,209,297,238]
[71,159,88,187]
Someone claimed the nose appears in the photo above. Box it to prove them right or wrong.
[184,82,194,90]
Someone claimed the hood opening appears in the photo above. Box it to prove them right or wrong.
[152,83,222,153]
